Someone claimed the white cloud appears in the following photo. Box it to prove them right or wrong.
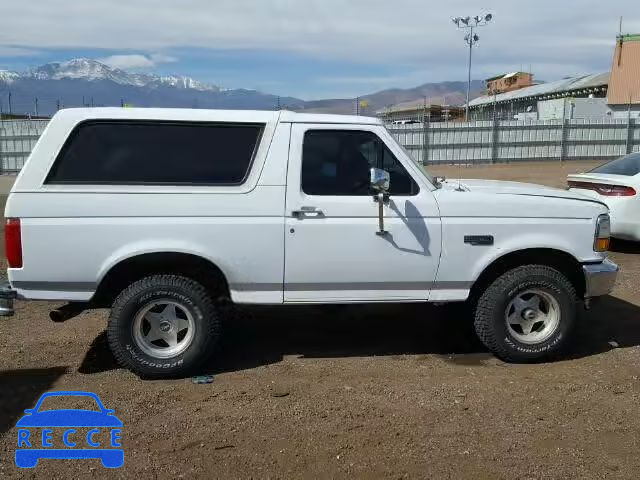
[1,0,639,81]
[98,54,154,69]
[97,53,177,69]
[150,53,177,64]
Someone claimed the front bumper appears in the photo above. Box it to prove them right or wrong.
[583,258,619,298]
[0,281,16,316]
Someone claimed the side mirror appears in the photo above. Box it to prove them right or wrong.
[370,168,390,192]
[370,168,390,236]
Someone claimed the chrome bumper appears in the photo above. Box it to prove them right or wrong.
[0,281,16,316]
[583,258,619,298]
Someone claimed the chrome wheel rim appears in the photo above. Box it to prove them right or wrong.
[132,300,195,358]
[505,289,560,345]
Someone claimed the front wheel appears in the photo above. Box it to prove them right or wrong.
[107,275,222,378]
[474,265,577,362]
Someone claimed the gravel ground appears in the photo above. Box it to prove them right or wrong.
[1,161,640,479]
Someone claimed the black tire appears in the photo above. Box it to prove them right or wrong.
[474,265,577,362]
[107,274,221,378]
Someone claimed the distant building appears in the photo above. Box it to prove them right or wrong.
[485,72,534,94]
[377,99,464,123]
[468,33,640,121]
[468,73,609,120]
[607,33,640,118]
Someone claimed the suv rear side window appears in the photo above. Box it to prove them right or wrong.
[46,121,263,185]
[301,130,419,196]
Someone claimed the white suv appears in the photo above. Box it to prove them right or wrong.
[1,108,618,377]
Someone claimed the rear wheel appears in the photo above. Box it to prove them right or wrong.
[474,265,577,362]
[107,275,222,378]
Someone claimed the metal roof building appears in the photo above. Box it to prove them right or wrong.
[377,98,464,123]
[468,72,609,112]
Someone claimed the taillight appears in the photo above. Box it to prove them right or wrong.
[568,181,636,197]
[5,218,23,268]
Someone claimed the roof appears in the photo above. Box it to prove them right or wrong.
[607,34,640,105]
[52,107,383,125]
[375,97,460,114]
[486,71,530,82]
[468,72,609,108]
[279,111,382,125]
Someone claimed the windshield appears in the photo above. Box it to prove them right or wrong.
[384,126,437,186]
[590,153,640,176]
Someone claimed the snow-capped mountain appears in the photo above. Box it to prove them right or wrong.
[0,70,20,83]
[1,58,220,92]
[0,58,302,116]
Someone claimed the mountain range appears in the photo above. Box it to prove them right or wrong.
[0,58,484,116]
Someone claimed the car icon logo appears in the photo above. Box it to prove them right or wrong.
[15,391,123,468]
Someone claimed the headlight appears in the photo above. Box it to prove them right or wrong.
[594,214,611,252]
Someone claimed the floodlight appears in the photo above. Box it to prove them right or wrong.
[450,12,494,121]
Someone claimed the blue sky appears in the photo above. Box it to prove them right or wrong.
[1,1,639,100]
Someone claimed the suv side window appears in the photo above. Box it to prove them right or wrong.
[301,130,418,196]
[46,120,264,185]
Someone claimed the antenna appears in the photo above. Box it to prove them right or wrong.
[619,16,623,35]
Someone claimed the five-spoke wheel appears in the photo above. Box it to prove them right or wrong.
[132,300,195,358]
[505,289,560,345]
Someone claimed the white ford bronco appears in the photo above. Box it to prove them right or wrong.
[1,108,618,377]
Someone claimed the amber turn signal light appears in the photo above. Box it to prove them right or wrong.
[595,237,610,252]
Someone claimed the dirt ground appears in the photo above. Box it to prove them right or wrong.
[2,161,640,479]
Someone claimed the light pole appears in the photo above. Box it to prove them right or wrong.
[452,14,493,121]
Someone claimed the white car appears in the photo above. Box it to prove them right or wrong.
[1,108,618,377]
[568,152,640,241]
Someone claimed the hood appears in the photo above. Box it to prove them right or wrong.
[441,178,607,207]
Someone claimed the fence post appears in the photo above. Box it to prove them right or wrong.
[491,117,499,164]
[559,119,569,162]
[422,117,429,166]
[626,118,634,154]
[0,120,4,175]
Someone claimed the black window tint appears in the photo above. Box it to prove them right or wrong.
[46,121,263,185]
[590,152,640,177]
[382,142,419,195]
[301,130,418,196]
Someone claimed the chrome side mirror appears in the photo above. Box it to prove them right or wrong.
[370,168,390,192]
[370,168,390,236]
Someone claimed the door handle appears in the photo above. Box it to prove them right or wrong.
[292,207,324,218]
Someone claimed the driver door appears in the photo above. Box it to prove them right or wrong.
[283,123,442,302]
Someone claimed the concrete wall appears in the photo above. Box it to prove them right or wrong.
[537,98,613,120]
